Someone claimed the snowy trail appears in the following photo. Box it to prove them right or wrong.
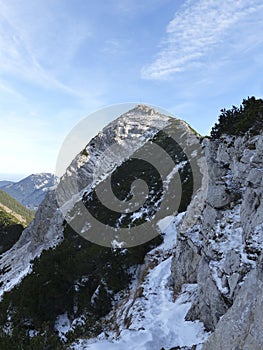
[72,215,209,350]
[117,257,208,350]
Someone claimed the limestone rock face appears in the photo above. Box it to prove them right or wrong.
[56,105,171,208]
[0,189,64,298]
[203,255,263,350]
[171,132,263,347]
[185,256,228,332]
[171,238,201,295]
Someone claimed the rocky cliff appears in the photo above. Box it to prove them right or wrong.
[171,131,263,349]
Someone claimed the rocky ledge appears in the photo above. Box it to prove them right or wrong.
[171,132,263,349]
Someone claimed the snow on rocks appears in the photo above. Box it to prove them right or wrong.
[71,214,209,349]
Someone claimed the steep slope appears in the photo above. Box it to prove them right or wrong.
[171,98,263,349]
[0,189,35,256]
[0,190,33,260]
[0,190,34,226]
[0,209,24,254]
[70,98,263,349]
[1,173,57,210]
[72,215,209,350]
[0,105,203,348]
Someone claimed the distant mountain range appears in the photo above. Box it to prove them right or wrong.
[0,173,57,210]
[0,180,13,187]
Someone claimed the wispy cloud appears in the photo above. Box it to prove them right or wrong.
[0,0,92,98]
[141,0,263,79]
[0,79,24,98]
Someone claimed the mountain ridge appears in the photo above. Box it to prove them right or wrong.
[0,100,262,349]
[0,173,57,210]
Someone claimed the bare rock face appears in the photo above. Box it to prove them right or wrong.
[171,238,201,295]
[0,189,64,298]
[56,105,171,207]
[185,256,228,332]
[203,255,263,350]
[171,132,263,346]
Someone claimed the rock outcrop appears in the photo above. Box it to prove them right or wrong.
[171,132,263,348]
[0,190,64,298]
[202,255,263,350]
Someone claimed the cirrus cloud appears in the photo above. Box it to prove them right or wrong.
[141,0,263,79]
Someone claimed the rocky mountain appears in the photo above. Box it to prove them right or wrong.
[0,105,202,349]
[73,98,263,349]
[0,99,262,349]
[0,173,57,210]
[0,181,13,188]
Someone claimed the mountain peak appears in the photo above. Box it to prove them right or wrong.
[130,104,160,114]
[0,173,57,210]
[122,104,173,120]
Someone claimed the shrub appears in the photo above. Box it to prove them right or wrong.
[211,97,263,139]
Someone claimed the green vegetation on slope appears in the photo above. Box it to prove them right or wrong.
[0,223,162,348]
[211,96,263,139]
[0,189,34,225]
[0,209,24,254]
[0,190,34,254]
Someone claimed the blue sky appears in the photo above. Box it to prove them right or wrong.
[0,0,263,180]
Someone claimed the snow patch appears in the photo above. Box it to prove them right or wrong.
[55,313,71,342]
[71,214,209,349]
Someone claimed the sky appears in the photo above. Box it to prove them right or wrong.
[0,0,263,181]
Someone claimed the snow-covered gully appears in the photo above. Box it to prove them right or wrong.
[72,215,209,350]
